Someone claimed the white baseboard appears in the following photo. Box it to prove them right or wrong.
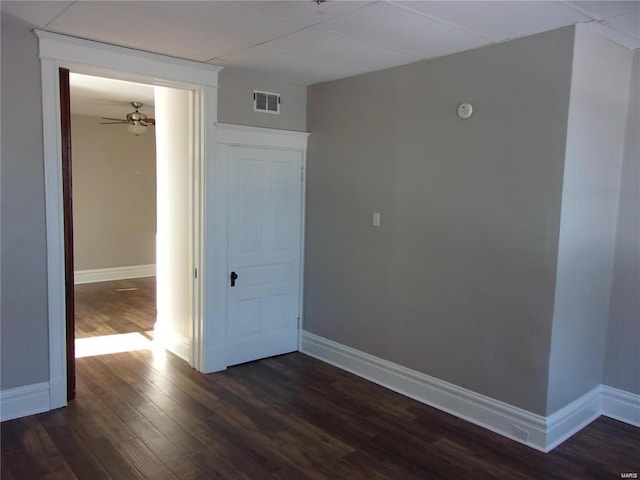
[49,375,67,410]
[545,386,602,452]
[74,264,156,284]
[154,328,190,363]
[602,385,640,427]
[300,331,638,453]
[300,331,549,451]
[203,345,227,374]
[0,382,50,422]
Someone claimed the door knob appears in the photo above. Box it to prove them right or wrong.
[230,271,238,287]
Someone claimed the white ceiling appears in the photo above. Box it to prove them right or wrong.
[2,1,639,87]
[70,73,155,118]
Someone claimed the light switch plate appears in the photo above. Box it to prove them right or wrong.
[373,212,381,227]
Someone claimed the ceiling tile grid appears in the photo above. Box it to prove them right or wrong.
[565,1,639,20]
[213,43,368,84]
[2,0,638,86]
[220,25,422,76]
[392,1,590,40]
[564,0,639,48]
[47,2,221,61]
[606,8,640,37]
[46,1,305,62]
[0,0,73,29]
[234,0,376,27]
[314,2,491,58]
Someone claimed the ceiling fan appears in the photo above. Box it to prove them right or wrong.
[100,101,155,135]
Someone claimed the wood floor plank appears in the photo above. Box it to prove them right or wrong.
[0,449,46,480]
[99,363,215,446]
[38,412,112,480]
[82,436,146,480]
[125,415,206,480]
[5,417,77,480]
[3,277,638,480]
[118,437,179,480]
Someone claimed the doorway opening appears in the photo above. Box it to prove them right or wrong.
[64,71,197,399]
[38,30,222,409]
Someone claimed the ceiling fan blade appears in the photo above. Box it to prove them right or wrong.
[142,118,155,126]
[100,121,126,125]
[101,117,126,122]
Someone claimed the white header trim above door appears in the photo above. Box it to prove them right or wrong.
[35,30,222,87]
[214,123,309,149]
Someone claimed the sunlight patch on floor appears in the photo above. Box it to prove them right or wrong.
[75,332,160,358]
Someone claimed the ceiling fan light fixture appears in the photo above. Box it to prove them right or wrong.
[127,122,148,136]
[100,101,154,135]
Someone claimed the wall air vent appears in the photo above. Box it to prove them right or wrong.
[253,90,280,115]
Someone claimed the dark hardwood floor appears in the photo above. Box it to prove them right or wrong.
[2,279,638,479]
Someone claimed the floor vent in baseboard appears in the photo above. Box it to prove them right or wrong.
[512,425,530,442]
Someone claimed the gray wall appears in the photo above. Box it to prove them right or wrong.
[72,115,156,271]
[604,50,640,395]
[218,69,306,132]
[305,27,575,415]
[547,27,634,414]
[1,15,49,389]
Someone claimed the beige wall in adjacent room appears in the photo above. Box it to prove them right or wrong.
[154,87,191,341]
[71,114,156,271]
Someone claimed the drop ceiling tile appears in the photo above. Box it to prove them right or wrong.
[214,63,315,87]
[216,45,367,85]
[47,3,213,61]
[566,1,639,20]
[48,1,302,61]
[392,1,590,41]
[586,20,639,49]
[235,0,375,27]
[0,1,73,28]
[106,1,302,47]
[266,28,421,73]
[317,2,490,58]
[606,10,640,37]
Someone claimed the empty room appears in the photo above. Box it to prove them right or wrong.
[1,1,638,478]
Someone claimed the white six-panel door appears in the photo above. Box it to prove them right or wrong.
[226,146,303,366]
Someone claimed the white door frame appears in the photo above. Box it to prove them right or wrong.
[212,123,309,366]
[36,31,222,409]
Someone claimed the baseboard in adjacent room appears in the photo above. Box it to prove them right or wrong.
[0,382,50,422]
[154,328,190,363]
[74,264,156,284]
